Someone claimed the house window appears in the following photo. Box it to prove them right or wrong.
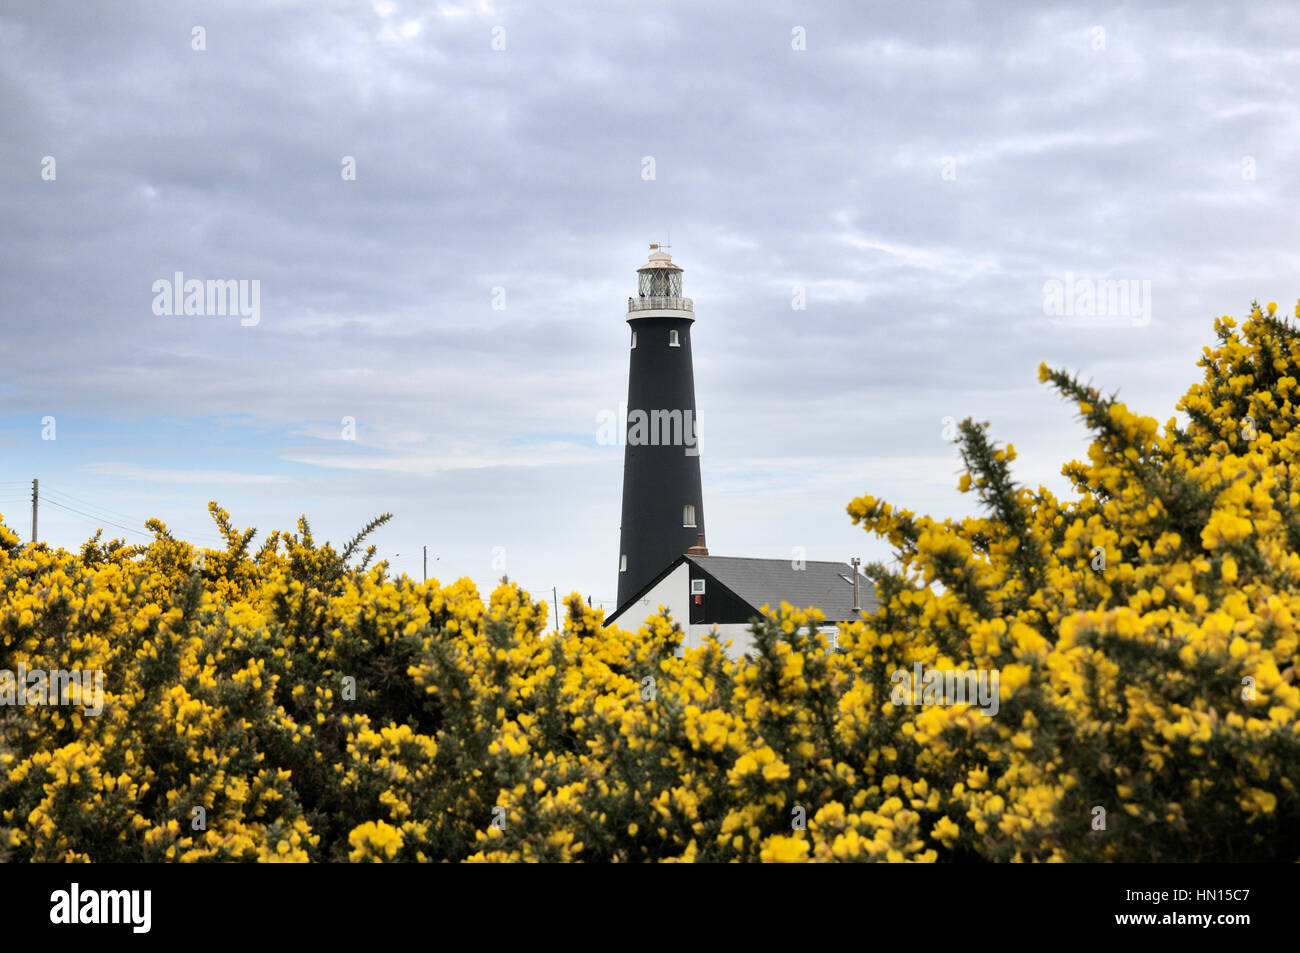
[620,554,628,572]
[682,504,696,527]
[669,329,680,347]
[631,330,637,349]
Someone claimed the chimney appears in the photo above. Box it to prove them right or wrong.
[850,557,861,612]
[687,533,708,556]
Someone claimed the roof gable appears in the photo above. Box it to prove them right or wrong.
[606,553,881,628]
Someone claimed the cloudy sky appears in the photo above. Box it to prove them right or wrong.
[3,0,1299,617]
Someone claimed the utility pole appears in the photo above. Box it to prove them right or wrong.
[552,586,560,632]
[423,545,427,582]
[30,478,37,544]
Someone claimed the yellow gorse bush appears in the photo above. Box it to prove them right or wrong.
[1,301,1297,861]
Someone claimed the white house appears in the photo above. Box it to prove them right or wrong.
[606,547,881,658]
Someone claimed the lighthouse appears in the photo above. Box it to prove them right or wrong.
[615,245,707,609]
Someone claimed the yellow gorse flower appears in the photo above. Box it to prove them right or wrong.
[1,304,1298,862]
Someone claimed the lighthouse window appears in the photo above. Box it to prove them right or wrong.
[631,331,637,349]
[669,329,680,347]
[682,504,696,527]
[620,554,628,572]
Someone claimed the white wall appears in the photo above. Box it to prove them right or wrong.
[611,562,689,634]
[610,566,758,658]
[687,622,754,657]
[612,570,838,660]
[687,623,841,658]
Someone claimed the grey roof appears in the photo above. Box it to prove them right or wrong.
[689,555,881,623]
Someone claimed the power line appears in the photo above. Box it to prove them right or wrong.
[40,498,154,540]
[42,484,151,520]
[40,484,227,545]
[42,484,172,529]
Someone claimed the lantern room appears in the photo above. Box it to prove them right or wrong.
[636,245,684,298]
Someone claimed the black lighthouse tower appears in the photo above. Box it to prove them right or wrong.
[616,245,706,609]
